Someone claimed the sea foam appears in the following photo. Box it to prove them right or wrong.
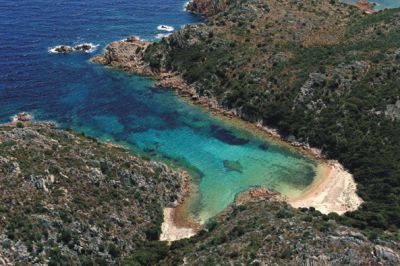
[157,25,174,32]
[183,1,191,11]
[155,33,172,39]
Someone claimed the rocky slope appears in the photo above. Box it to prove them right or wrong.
[0,124,185,265]
[92,0,400,235]
[162,191,400,265]
[1,122,399,265]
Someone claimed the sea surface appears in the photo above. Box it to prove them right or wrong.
[349,0,400,10]
[1,0,399,222]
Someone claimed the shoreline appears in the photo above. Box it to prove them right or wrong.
[289,161,363,215]
[150,74,363,240]
[91,36,363,241]
[160,171,202,242]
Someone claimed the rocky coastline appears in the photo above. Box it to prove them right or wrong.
[91,35,327,160]
[354,0,376,14]
[91,15,363,237]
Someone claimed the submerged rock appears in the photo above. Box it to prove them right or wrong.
[210,125,249,145]
[223,160,243,173]
[258,143,269,151]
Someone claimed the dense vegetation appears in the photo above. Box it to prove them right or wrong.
[144,0,400,235]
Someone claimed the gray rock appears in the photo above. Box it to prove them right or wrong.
[385,100,400,120]
[30,175,48,192]
[375,245,400,264]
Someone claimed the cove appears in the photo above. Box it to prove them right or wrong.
[2,0,397,223]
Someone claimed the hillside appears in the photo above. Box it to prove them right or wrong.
[93,0,400,235]
[0,123,399,265]
[0,124,185,265]
[162,190,400,265]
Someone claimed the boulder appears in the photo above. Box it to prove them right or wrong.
[74,44,92,51]
[54,45,74,53]
[375,245,400,264]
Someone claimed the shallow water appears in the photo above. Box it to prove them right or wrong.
[347,0,400,10]
[1,0,399,222]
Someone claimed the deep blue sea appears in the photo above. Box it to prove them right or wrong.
[1,0,399,222]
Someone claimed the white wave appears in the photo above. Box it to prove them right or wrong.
[12,112,33,122]
[183,1,191,11]
[157,25,174,32]
[48,45,66,54]
[155,33,172,39]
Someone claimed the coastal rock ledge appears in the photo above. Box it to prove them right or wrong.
[92,36,153,76]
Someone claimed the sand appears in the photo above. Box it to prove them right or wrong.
[289,160,363,214]
[160,208,196,242]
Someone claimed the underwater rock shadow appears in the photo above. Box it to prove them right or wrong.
[210,125,249,145]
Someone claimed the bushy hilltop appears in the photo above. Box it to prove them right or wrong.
[140,0,400,234]
[0,125,184,265]
[162,193,400,265]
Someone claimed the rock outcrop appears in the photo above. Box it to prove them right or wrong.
[91,36,153,75]
[50,43,97,53]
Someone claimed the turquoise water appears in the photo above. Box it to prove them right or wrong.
[348,0,400,10]
[64,72,318,222]
[1,0,399,223]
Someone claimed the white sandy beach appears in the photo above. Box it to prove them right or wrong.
[289,160,363,214]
